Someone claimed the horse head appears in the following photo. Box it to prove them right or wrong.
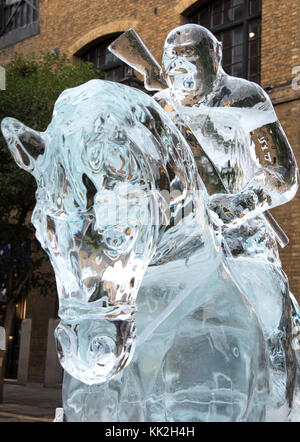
[1,79,211,385]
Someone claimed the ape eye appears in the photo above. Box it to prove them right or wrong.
[165,48,177,58]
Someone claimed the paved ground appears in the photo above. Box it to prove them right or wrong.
[0,380,62,422]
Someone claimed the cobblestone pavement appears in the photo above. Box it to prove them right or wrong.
[0,380,62,422]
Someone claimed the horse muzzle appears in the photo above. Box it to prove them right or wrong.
[55,316,136,385]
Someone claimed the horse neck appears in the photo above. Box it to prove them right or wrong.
[151,188,220,266]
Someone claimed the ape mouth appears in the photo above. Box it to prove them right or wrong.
[167,67,188,76]
[167,71,196,91]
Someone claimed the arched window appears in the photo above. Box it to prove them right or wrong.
[78,34,139,85]
[187,0,261,83]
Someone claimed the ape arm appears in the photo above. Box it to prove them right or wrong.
[209,119,299,228]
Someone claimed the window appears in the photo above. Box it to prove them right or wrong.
[187,0,261,83]
[0,0,40,49]
[79,35,139,85]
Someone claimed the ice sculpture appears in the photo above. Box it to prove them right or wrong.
[110,25,300,420]
[1,24,299,421]
[2,79,268,421]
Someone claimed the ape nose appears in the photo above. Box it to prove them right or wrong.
[165,59,186,75]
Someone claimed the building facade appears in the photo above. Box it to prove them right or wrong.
[0,0,299,382]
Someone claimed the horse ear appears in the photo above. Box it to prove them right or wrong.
[1,117,45,173]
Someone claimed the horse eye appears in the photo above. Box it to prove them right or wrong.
[185,47,194,56]
[165,48,177,58]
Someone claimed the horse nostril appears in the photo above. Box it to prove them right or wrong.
[53,318,136,384]
[88,335,117,375]
[89,336,115,360]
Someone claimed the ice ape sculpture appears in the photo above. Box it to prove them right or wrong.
[158,24,298,242]
[155,24,299,413]
[109,25,300,417]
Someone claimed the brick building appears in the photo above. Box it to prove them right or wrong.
[0,0,299,382]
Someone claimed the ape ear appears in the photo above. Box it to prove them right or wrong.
[216,41,222,67]
[1,117,45,173]
[209,40,222,74]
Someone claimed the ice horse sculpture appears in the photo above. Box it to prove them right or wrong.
[0,76,298,421]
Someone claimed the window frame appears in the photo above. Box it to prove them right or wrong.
[187,0,261,82]
[78,34,140,85]
[0,0,40,50]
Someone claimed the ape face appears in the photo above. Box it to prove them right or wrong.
[162,24,222,102]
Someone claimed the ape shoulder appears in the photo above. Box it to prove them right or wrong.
[217,75,271,110]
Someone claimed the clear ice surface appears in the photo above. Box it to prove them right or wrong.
[1,24,300,422]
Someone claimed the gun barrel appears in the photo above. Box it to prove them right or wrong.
[264,210,289,248]
[108,29,167,91]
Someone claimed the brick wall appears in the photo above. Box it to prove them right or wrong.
[1,0,300,380]
[0,0,185,66]
[261,0,300,300]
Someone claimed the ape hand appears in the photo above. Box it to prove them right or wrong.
[208,191,257,228]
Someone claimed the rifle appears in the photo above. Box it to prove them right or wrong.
[108,29,289,248]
